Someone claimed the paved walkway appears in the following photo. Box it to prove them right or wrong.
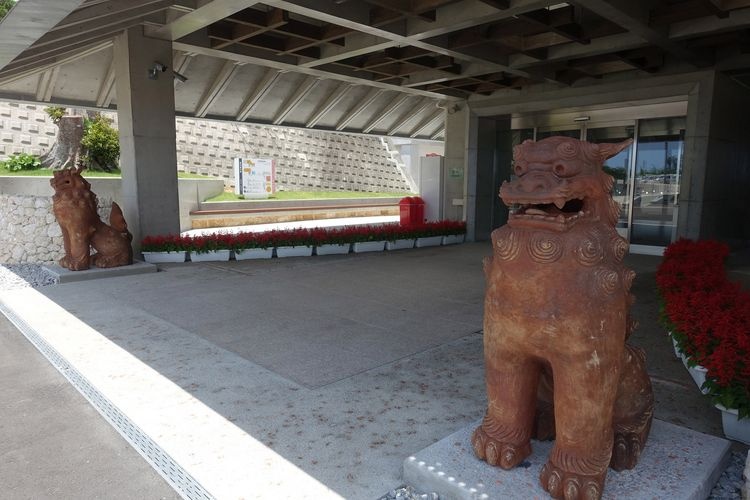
[0,315,178,500]
[0,243,746,499]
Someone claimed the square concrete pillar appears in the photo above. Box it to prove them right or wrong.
[114,27,180,249]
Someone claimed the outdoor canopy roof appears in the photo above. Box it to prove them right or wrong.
[1,0,750,139]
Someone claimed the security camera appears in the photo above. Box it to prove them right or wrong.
[154,62,168,72]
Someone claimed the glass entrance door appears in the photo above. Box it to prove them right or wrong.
[630,117,685,247]
[586,125,635,238]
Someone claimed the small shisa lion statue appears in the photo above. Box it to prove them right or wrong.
[473,137,654,500]
[51,166,132,270]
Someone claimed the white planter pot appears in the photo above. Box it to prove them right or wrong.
[715,405,750,444]
[441,234,465,245]
[190,249,230,262]
[670,334,682,359]
[316,244,351,256]
[416,236,443,248]
[234,248,273,260]
[276,246,313,258]
[686,363,709,394]
[680,351,709,394]
[352,241,385,253]
[142,251,186,263]
[386,239,415,251]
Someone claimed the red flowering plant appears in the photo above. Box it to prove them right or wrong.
[267,228,316,248]
[232,231,275,250]
[409,220,467,238]
[188,232,233,254]
[381,223,417,242]
[340,224,391,243]
[141,234,190,253]
[309,227,352,246]
[656,238,750,418]
[141,218,468,254]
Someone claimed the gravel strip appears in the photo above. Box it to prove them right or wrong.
[2,264,747,500]
[0,263,58,290]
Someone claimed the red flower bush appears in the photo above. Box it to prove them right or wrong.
[141,234,190,252]
[141,220,468,253]
[656,239,750,417]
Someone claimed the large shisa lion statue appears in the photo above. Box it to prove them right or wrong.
[51,167,132,271]
[472,137,654,500]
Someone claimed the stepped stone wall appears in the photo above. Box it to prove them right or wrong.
[0,101,412,193]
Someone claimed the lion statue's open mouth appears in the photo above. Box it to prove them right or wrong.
[499,136,630,232]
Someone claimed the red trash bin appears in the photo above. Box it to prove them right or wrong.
[399,197,413,226]
[411,196,425,225]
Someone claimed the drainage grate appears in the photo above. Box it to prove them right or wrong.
[0,303,213,500]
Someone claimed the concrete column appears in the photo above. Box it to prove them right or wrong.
[114,27,179,249]
[456,109,513,242]
[444,106,473,237]
[679,71,750,244]
[678,75,713,240]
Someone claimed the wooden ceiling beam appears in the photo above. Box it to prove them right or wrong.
[517,6,590,45]
[335,87,384,130]
[213,8,288,49]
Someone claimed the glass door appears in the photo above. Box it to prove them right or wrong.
[630,117,685,247]
[586,124,635,239]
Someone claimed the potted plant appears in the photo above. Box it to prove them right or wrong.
[348,225,387,253]
[187,232,232,262]
[657,239,750,444]
[412,221,446,248]
[384,223,415,251]
[141,234,189,263]
[233,231,274,260]
[313,227,351,256]
[440,220,467,245]
[272,228,315,258]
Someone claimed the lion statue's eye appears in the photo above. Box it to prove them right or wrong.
[556,141,578,160]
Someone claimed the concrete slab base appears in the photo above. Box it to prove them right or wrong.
[44,260,157,283]
[403,419,731,500]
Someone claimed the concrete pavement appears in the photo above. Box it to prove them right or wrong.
[0,315,178,500]
[0,243,746,499]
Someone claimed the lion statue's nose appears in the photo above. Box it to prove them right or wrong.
[518,172,553,193]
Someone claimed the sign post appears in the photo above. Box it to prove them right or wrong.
[233,158,275,198]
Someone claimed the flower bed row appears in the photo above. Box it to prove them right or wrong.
[141,220,466,260]
[656,239,750,433]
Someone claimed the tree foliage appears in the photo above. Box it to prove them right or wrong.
[0,0,17,20]
[44,106,66,124]
[81,114,120,171]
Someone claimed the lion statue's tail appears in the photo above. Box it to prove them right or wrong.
[109,202,133,241]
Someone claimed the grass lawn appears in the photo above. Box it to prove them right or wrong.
[0,168,213,179]
[206,190,411,202]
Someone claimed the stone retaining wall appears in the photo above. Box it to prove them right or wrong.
[0,101,412,193]
[0,194,112,264]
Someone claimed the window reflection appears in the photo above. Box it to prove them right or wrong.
[586,126,634,236]
[631,117,685,246]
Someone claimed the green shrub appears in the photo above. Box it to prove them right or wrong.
[81,114,119,171]
[0,153,42,171]
[0,0,16,20]
[44,106,66,124]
